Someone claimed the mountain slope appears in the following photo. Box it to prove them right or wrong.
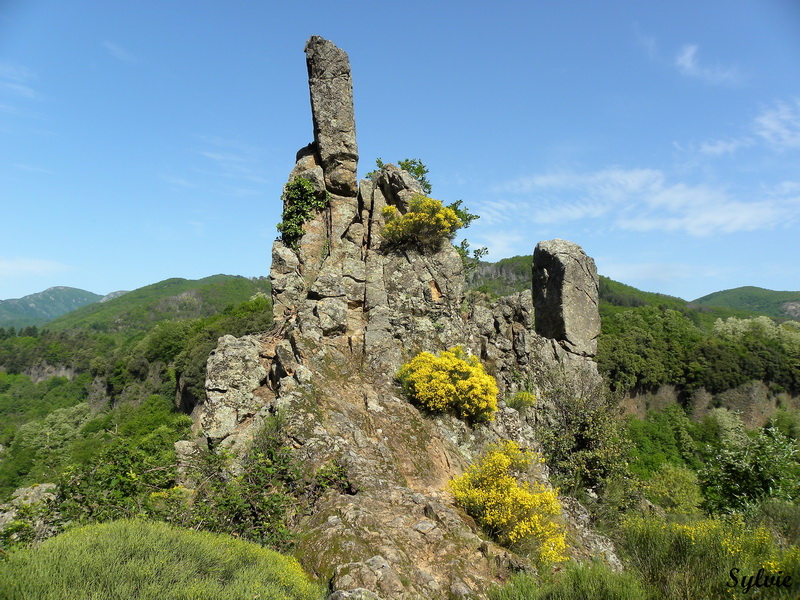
[693,286,800,320]
[47,274,271,333]
[0,287,102,329]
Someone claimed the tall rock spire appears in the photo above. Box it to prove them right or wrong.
[305,35,358,196]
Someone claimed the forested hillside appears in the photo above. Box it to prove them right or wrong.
[693,286,800,320]
[0,275,272,498]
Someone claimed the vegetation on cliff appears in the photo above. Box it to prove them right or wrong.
[450,441,566,563]
[397,346,498,424]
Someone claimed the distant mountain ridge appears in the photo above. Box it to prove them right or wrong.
[692,286,800,320]
[46,275,270,333]
[0,287,102,329]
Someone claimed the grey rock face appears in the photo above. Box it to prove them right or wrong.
[0,483,58,544]
[202,335,269,442]
[532,239,600,357]
[305,36,358,196]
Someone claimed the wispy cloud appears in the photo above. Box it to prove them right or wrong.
[165,135,269,197]
[676,98,800,160]
[634,26,658,60]
[14,163,54,175]
[102,41,140,64]
[0,257,71,279]
[754,99,800,150]
[468,230,528,261]
[488,167,798,237]
[675,44,742,86]
[699,137,754,156]
[0,81,39,99]
[0,61,40,102]
[600,260,697,288]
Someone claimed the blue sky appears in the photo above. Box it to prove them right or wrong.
[1,0,799,301]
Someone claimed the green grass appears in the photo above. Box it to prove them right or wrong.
[489,561,650,600]
[0,519,326,600]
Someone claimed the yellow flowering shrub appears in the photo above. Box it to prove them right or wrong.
[450,440,567,564]
[381,194,462,247]
[619,514,800,599]
[397,346,498,424]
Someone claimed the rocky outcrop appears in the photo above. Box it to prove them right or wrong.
[532,239,600,358]
[0,483,58,544]
[189,35,612,599]
[22,363,77,384]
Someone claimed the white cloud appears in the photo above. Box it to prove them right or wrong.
[754,99,800,150]
[490,167,798,237]
[0,257,70,278]
[102,41,140,64]
[0,81,38,99]
[468,230,528,261]
[0,61,40,103]
[699,137,754,156]
[637,33,658,59]
[675,44,742,86]
[600,260,696,287]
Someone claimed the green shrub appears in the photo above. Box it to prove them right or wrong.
[397,346,498,424]
[644,463,703,515]
[186,413,299,551]
[0,519,326,600]
[618,513,800,599]
[750,498,800,547]
[506,391,536,411]
[533,365,629,493]
[699,426,800,513]
[449,440,566,563]
[277,177,329,249]
[489,560,649,600]
[381,194,462,248]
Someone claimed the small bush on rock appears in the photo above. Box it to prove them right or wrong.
[450,440,567,563]
[381,194,462,248]
[277,177,329,250]
[397,346,498,424]
[506,391,536,411]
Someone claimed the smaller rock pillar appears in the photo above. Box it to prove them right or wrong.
[532,239,600,357]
